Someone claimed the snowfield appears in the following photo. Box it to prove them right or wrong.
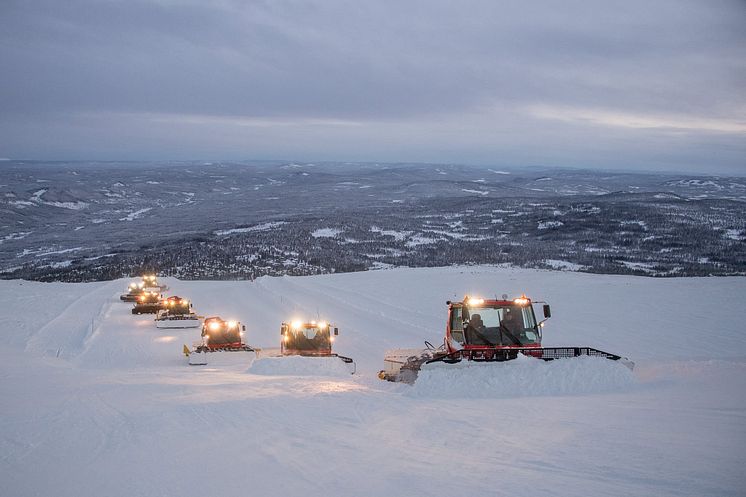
[0,266,745,497]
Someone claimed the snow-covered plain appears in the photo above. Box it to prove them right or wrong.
[1,266,745,497]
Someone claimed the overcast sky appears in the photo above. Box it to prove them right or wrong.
[1,0,744,174]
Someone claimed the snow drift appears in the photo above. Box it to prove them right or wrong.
[248,355,353,377]
[409,355,636,398]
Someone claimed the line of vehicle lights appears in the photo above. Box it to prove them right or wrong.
[285,320,333,342]
[203,319,244,343]
[464,295,531,306]
[136,281,538,346]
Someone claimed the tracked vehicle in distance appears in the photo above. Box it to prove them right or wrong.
[131,291,164,315]
[120,282,146,302]
[185,317,255,366]
[154,296,201,329]
[279,320,355,373]
[141,273,168,292]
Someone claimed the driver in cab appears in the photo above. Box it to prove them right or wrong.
[465,313,499,345]
[500,310,525,345]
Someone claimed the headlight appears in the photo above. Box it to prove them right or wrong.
[291,320,302,329]
[513,296,530,306]
[318,321,327,329]
[209,321,221,331]
[227,320,237,328]
[467,297,484,306]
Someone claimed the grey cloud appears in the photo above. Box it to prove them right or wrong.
[0,0,744,172]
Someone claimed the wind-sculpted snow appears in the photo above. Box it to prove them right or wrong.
[248,355,353,377]
[409,355,636,399]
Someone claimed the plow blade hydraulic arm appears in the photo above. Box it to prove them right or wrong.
[332,354,356,374]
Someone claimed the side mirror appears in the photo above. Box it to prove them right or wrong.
[334,327,339,336]
[242,325,246,331]
[543,304,551,318]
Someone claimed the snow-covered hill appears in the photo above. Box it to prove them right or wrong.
[1,266,744,496]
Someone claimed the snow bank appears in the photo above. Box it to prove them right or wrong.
[538,220,564,230]
[311,228,343,238]
[214,221,286,236]
[543,259,586,271]
[248,355,353,377]
[370,226,411,241]
[461,188,488,195]
[408,355,635,399]
[119,208,151,221]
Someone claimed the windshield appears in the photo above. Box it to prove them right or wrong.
[138,293,160,304]
[285,326,331,351]
[458,304,539,346]
[170,303,190,314]
[202,320,241,345]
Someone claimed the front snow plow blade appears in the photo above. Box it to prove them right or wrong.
[379,348,438,383]
[380,346,633,384]
[248,354,356,376]
[156,316,202,329]
[185,344,257,367]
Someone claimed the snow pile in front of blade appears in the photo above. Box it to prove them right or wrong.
[189,349,256,368]
[408,354,636,398]
[248,355,352,377]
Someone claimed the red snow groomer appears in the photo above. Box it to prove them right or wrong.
[280,320,355,372]
[379,294,634,383]
[185,317,255,366]
[120,281,146,302]
[201,317,248,349]
[141,273,168,292]
[154,296,201,329]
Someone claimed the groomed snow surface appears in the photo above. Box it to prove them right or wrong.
[1,266,745,497]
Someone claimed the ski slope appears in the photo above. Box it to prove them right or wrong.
[0,266,744,497]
